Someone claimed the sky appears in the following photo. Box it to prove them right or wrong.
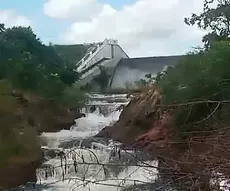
[0,0,206,57]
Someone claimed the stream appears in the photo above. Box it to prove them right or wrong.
[11,93,228,191]
[14,93,167,191]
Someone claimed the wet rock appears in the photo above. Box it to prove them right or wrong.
[41,147,64,161]
[15,93,84,133]
[0,90,83,189]
[123,181,177,191]
[0,155,41,190]
[59,137,111,149]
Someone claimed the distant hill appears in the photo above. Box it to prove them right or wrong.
[53,44,89,64]
[53,42,103,65]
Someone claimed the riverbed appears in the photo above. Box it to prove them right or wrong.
[23,94,160,191]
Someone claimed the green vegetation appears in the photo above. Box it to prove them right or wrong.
[0,80,40,164]
[53,44,89,65]
[0,23,86,165]
[61,84,85,108]
[155,0,230,138]
[0,24,82,99]
[184,0,230,49]
[135,73,155,88]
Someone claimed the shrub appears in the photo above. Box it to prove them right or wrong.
[155,41,230,137]
[0,80,40,165]
[60,84,86,108]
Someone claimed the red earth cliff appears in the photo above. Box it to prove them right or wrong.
[96,85,230,190]
[96,86,171,152]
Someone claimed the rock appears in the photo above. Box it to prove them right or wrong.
[13,92,84,133]
[0,89,83,189]
[41,147,64,161]
[0,155,41,189]
[59,137,110,149]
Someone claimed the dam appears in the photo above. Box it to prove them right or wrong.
[110,55,182,89]
[57,38,183,89]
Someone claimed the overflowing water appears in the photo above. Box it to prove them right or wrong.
[13,93,227,191]
[6,93,225,191]
[27,93,159,191]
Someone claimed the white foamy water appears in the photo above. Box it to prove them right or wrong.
[37,94,158,191]
[41,110,121,148]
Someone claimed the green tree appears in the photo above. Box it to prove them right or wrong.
[60,67,80,86]
[135,73,156,88]
[155,0,230,137]
[156,41,230,137]
[184,0,230,49]
[0,24,80,98]
[0,23,85,172]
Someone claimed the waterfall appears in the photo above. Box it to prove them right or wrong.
[23,94,159,191]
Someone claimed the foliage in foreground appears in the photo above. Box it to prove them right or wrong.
[156,40,230,137]
[184,0,230,49]
[152,0,230,138]
[60,84,86,108]
[0,24,80,100]
[0,23,86,165]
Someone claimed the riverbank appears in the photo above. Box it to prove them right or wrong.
[33,93,160,191]
[96,84,230,190]
[0,23,85,189]
[0,154,41,189]
[95,86,170,158]
[0,89,83,189]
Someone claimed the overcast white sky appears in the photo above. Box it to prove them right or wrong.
[1,0,206,57]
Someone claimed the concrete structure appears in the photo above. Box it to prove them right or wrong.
[110,56,182,88]
[77,38,128,85]
[77,38,183,89]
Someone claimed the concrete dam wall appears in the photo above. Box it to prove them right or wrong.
[110,55,183,89]
[74,39,183,89]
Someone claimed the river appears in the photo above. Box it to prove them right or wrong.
[7,92,230,191]
[13,93,160,191]
[14,93,226,191]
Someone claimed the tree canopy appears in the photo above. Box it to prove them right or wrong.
[0,23,85,165]
[0,24,80,99]
[184,0,230,49]
[155,0,230,138]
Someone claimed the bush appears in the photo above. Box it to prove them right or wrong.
[134,73,156,89]
[155,41,230,137]
[0,24,80,100]
[0,23,85,167]
[60,84,86,108]
[0,80,40,164]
